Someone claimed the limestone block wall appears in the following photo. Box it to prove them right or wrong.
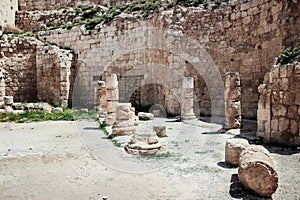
[16,9,77,32]
[0,0,18,27]
[0,36,39,102]
[36,45,73,106]
[38,0,300,118]
[18,0,137,11]
[175,0,300,118]
[0,35,73,105]
[257,62,300,146]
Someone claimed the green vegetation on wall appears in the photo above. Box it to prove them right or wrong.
[279,46,300,65]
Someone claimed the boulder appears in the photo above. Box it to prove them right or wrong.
[238,145,278,197]
[225,138,249,166]
[4,96,13,105]
[153,126,167,137]
[138,112,154,120]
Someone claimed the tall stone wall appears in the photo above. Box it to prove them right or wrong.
[18,0,137,11]
[0,0,18,27]
[33,0,300,117]
[257,62,300,146]
[175,0,300,118]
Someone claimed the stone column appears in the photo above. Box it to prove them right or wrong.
[224,72,241,129]
[96,80,107,122]
[112,103,136,136]
[0,70,5,105]
[181,77,196,120]
[105,74,119,126]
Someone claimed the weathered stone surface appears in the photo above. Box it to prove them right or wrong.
[124,132,162,155]
[153,126,167,137]
[105,74,118,90]
[224,72,242,129]
[106,89,119,101]
[4,96,13,105]
[112,126,136,136]
[138,112,154,120]
[105,113,116,126]
[258,63,300,146]
[238,145,278,197]
[107,101,118,113]
[115,103,132,120]
[225,138,249,166]
[53,107,63,113]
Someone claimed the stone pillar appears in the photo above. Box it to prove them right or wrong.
[105,74,119,126]
[181,77,196,120]
[224,72,241,129]
[238,145,278,197]
[0,70,5,105]
[96,80,107,122]
[112,103,136,136]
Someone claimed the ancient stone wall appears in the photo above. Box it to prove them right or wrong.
[175,0,300,118]
[0,0,18,27]
[18,0,137,11]
[35,0,300,117]
[0,35,73,105]
[257,62,300,146]
[0,36,39,102]
[16,9,77,32]
[36,45,73,106]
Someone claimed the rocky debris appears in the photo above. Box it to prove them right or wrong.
[153,126,167,137]
[124,132,162,155]
[225,138,249,166]
[138,112,154,120]
[4,96,13,105]
[53,107,64,113]
[238,145,278,197]
[0,102,53,113]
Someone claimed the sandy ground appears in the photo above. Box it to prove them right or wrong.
[0,119,299,200]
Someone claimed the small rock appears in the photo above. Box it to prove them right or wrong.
[138,112,154,120]
[53,107,64,113]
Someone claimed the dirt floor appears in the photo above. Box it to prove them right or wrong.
[0,118,299,200]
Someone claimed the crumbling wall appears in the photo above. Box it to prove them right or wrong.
[18,0,137,11]
[16,9,77,32]
[0,0,18,27]
[0,36,39,102]
[0,35,73,105]
[257,62,300,146]
[36,45,73,106]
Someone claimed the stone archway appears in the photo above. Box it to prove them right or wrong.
[76,22,225,122]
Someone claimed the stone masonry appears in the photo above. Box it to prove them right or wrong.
[257,62,300,146]
[0,0,18,27]
[0,68,6,104]
[0,35,74,106]
[0,0,299,119]
[224,72,241,129]
[36,0,300,118]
